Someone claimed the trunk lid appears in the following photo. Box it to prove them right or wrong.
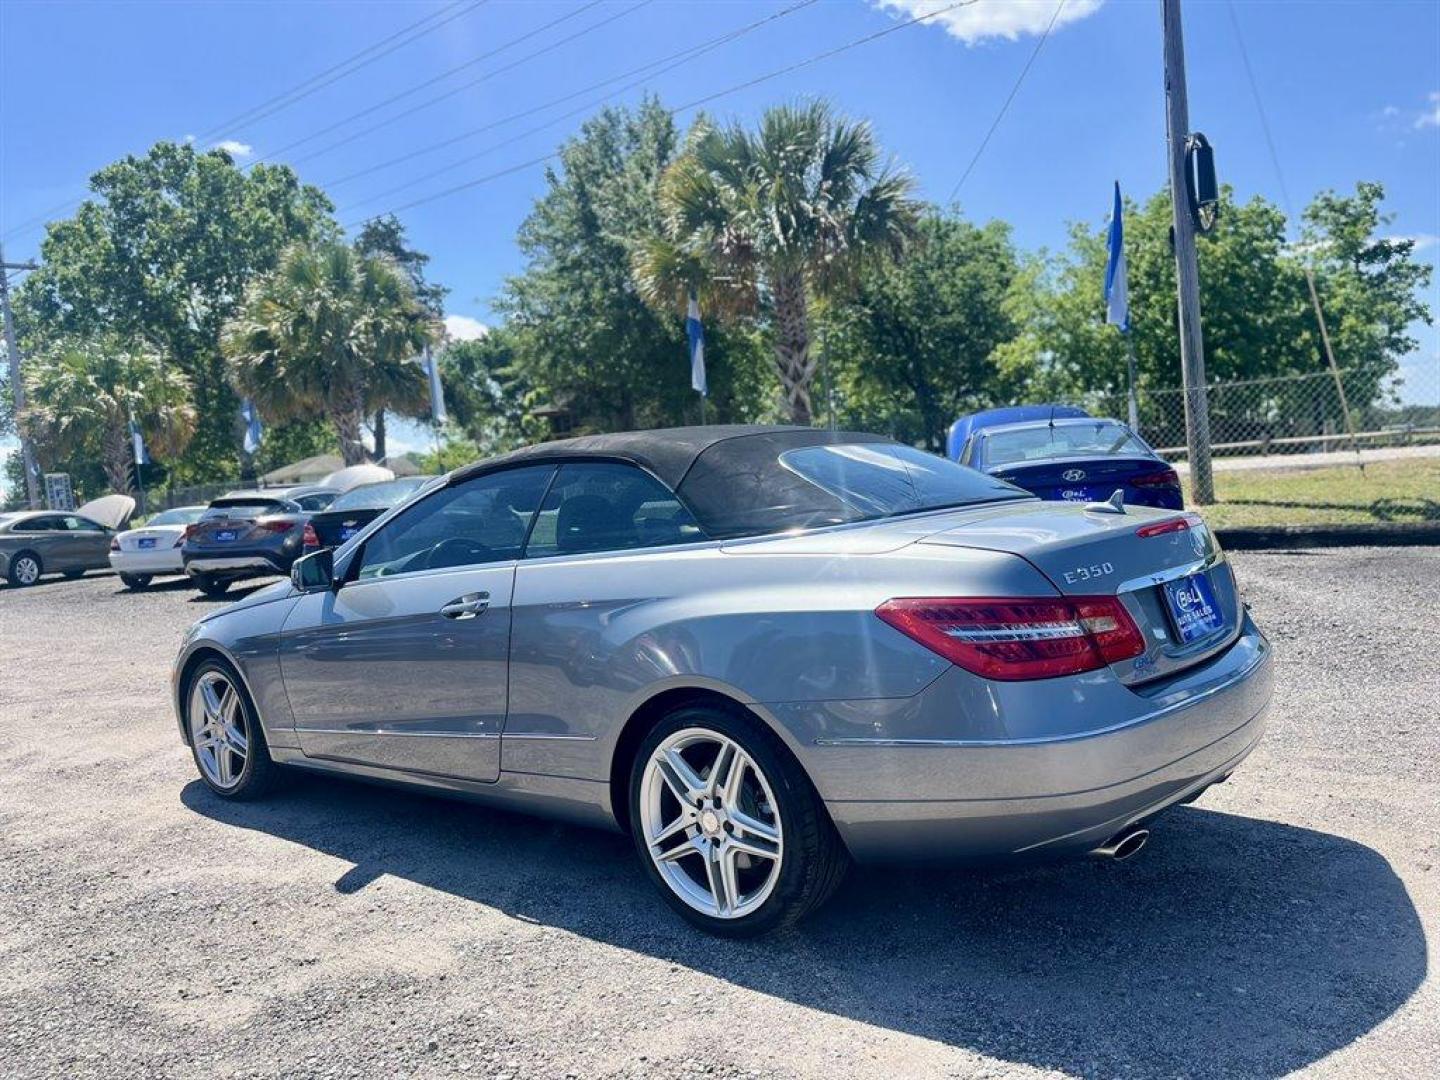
[992,456,1178,506]
[917,501,1241,684]
[190,499,300,547]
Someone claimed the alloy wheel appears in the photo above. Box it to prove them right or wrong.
[188,670,249,789]
[640,728,784,919]
[14,556,40,585]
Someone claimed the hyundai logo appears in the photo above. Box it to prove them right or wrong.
[1062,468,1086,482]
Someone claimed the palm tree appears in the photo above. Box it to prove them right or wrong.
[222,243,437,465]
[22,340,196,495]
[634,101,921,424]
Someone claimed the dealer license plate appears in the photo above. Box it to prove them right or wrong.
[1162,572,1224,644]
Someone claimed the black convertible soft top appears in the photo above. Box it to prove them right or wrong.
[453,425,898,538]
[454,426,889,491]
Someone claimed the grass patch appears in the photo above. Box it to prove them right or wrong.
[1191,457,1440,528]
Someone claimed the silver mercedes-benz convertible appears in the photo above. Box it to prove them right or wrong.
[173,426,1272,934]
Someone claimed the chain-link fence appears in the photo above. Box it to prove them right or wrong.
[1069,364,1440,463]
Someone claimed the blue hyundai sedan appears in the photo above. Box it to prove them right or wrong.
[949,407,1184,510]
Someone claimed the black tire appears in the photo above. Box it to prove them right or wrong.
[182,657,282,800]
[628,703,849,937]
[119,573,153,590]
[195,575,230,598]
[6,551,42,587]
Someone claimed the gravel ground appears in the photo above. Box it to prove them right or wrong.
[1,549,1437,1080]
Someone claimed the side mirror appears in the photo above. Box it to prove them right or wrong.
[291,549,335,593]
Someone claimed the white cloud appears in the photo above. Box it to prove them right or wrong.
[1415,90,1440,130]
[444,314,488,342]
[1387,233,1439,252]
[876,0,1104,45]
[213,139,254,159]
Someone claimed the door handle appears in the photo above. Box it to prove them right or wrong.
[439,592,490,620]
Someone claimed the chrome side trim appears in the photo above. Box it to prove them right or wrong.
[812,641,1267,748]
[298,728,500,739]
[502,732,598,741]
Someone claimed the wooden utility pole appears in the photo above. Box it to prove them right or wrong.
[0,243,41,509]
[1161,0,1215,503]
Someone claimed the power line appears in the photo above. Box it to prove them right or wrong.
[321,0,822,194]
[335,0,824,215]
[1,0,486,243]
[251,0,635,170]
[195,1,485,142]
[1225,0,1363,465]
[345,0,978,230]
[947,0,1065,202]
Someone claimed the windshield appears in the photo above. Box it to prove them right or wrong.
[146,507,205,527]
[981,421,1149,467]
[777,443,1025,522]
[326,478,430,512]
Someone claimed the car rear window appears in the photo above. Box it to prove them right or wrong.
[204,498,295,517]
[982,422,1150,467]
[145,507,205,527]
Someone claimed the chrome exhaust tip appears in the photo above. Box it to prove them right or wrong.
[1090,826,1150,862]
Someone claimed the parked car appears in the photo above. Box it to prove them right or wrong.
[304,476,439,551]
[949,406,1184,510]
[172,426,1271,935]
[239,484,339,513]
[108,505,207,589]
[0,495,135,587]
[181,492,319,598]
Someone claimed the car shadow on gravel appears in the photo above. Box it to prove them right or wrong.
[182,778,1425,1079]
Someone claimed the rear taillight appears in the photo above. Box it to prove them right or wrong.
[173,534,186,548]
[109,537,120,552]
[182,524,199,540]
[1131,468,1180,488]
[875,596,1144,681]
[1136,513,1203,538]
[302,522,319,548]
[256,519,295,534]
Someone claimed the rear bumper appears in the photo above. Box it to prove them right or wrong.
[184,553,290,580]
[780,616,1273,863]
[110,550,185,575]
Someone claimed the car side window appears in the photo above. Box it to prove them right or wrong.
[16,516,57,532]
[295,494,335,512]
[63,516,103,532]
[354,465,555,580]
[524,462,705,560]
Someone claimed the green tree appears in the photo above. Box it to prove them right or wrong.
[15,141,335,481]
[635,101,921,424]
[355,215,449,458]
[499,99,766,435]
[995,182,1432,447]
[21,339,195,496]
[223,243,438,466]
[827,211,1022,449]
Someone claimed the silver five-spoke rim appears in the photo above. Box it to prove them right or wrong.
[641,728,783,920]
[15,556,39,584]
[188,671,248,789]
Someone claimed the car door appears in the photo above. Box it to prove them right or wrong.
[10,515,62,568]
[63,515,112,569]
[278,464,556,783]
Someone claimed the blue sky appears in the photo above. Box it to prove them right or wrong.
[2,0,1438,463]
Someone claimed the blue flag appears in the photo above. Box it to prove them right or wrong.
[1104,181,1130,334]
[128,411,150,466]
[686,291,707,397]
[241,399,263,455]
[423,345,447,425]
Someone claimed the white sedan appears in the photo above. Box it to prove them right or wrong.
[109,506,207,589]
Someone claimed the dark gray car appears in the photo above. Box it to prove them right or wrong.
[182,492,326,598]
[1,509,116,586]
